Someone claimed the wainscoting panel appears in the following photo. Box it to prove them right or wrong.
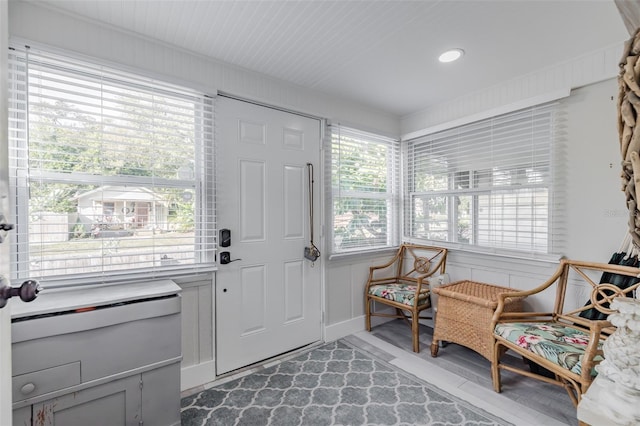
[176,275,215,391]
[325,252,396,327]
[469,269,510,287]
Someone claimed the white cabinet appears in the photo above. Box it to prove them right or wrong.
[11,281,182,426]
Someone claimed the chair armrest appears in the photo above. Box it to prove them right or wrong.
[491,290,534,322]
[491,285,557,329]
[368,249,402,272]
[493,262,567,320]
[367,250,402,275]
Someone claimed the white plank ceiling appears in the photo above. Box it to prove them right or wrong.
[22,0,629,117]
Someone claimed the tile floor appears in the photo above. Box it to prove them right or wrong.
[356,320,577,426]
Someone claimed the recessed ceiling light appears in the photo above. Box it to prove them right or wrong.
[438,48,464,63]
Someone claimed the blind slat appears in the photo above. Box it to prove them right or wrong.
[404,101,565,256]
[327,124,400,254]
[8,46,216,285]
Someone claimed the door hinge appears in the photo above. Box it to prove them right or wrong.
[139,379,143,390]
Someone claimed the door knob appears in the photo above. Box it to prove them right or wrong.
[219,251,241,264]
[0,276,42,309]
[0,213,14,243]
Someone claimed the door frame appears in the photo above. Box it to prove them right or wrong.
[1,1,13,424]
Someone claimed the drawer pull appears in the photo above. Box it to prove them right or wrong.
[12,362,81,402]
[20,383,35,395]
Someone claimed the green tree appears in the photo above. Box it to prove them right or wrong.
[332,135,390,248]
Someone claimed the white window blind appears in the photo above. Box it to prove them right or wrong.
[7,46,215,285]
[327,124,400,254]
[404,102,565,256]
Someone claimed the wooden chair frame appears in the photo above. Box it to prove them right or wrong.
[491,258,640,406]
[364,243,448,352]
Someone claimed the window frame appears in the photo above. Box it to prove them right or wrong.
[326,123,401,256]
[403,102,564,258]
[7,45,216,287]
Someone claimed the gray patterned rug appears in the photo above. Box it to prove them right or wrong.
[181,340,512,426]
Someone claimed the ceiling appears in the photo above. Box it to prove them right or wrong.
[26,0,630,117]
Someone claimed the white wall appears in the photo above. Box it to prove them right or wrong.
[564,79,628,260]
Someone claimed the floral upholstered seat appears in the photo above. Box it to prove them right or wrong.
[367,283,430,307]
[494,322,603,376]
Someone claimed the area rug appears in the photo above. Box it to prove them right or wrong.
[181,339,512,426]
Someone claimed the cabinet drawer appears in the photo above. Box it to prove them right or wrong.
[12,362,81,402]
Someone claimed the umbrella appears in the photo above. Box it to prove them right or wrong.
[579,234,640,320]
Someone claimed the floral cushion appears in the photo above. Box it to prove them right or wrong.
[368,283,430,307]
[494,322,603,376]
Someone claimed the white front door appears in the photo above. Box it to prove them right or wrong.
[216,96,322,374]
[1,1,12,424]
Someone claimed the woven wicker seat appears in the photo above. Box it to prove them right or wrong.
[364,243,447,353]
[491,259,640,407]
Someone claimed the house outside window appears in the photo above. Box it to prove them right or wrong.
[328,124,400,254]
[8,46,215,285]
[404,102,564,256]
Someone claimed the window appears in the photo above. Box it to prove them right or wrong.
[404,102,564,256]
[8,46,215,285]
[327,124,400,254]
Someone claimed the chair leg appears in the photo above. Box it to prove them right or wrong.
[491,340,502,393]
[430,339,439,357]
[560,377,581,407]
[412,311,420,353]
[430,307,439,357]
[365,296,372,332]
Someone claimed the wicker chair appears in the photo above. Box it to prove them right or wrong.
[491,259,640,406]
[364,243,448,353]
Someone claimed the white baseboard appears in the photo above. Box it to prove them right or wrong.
[324,308,396,342]
[181,360,216,392]
[324,316,365,342]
